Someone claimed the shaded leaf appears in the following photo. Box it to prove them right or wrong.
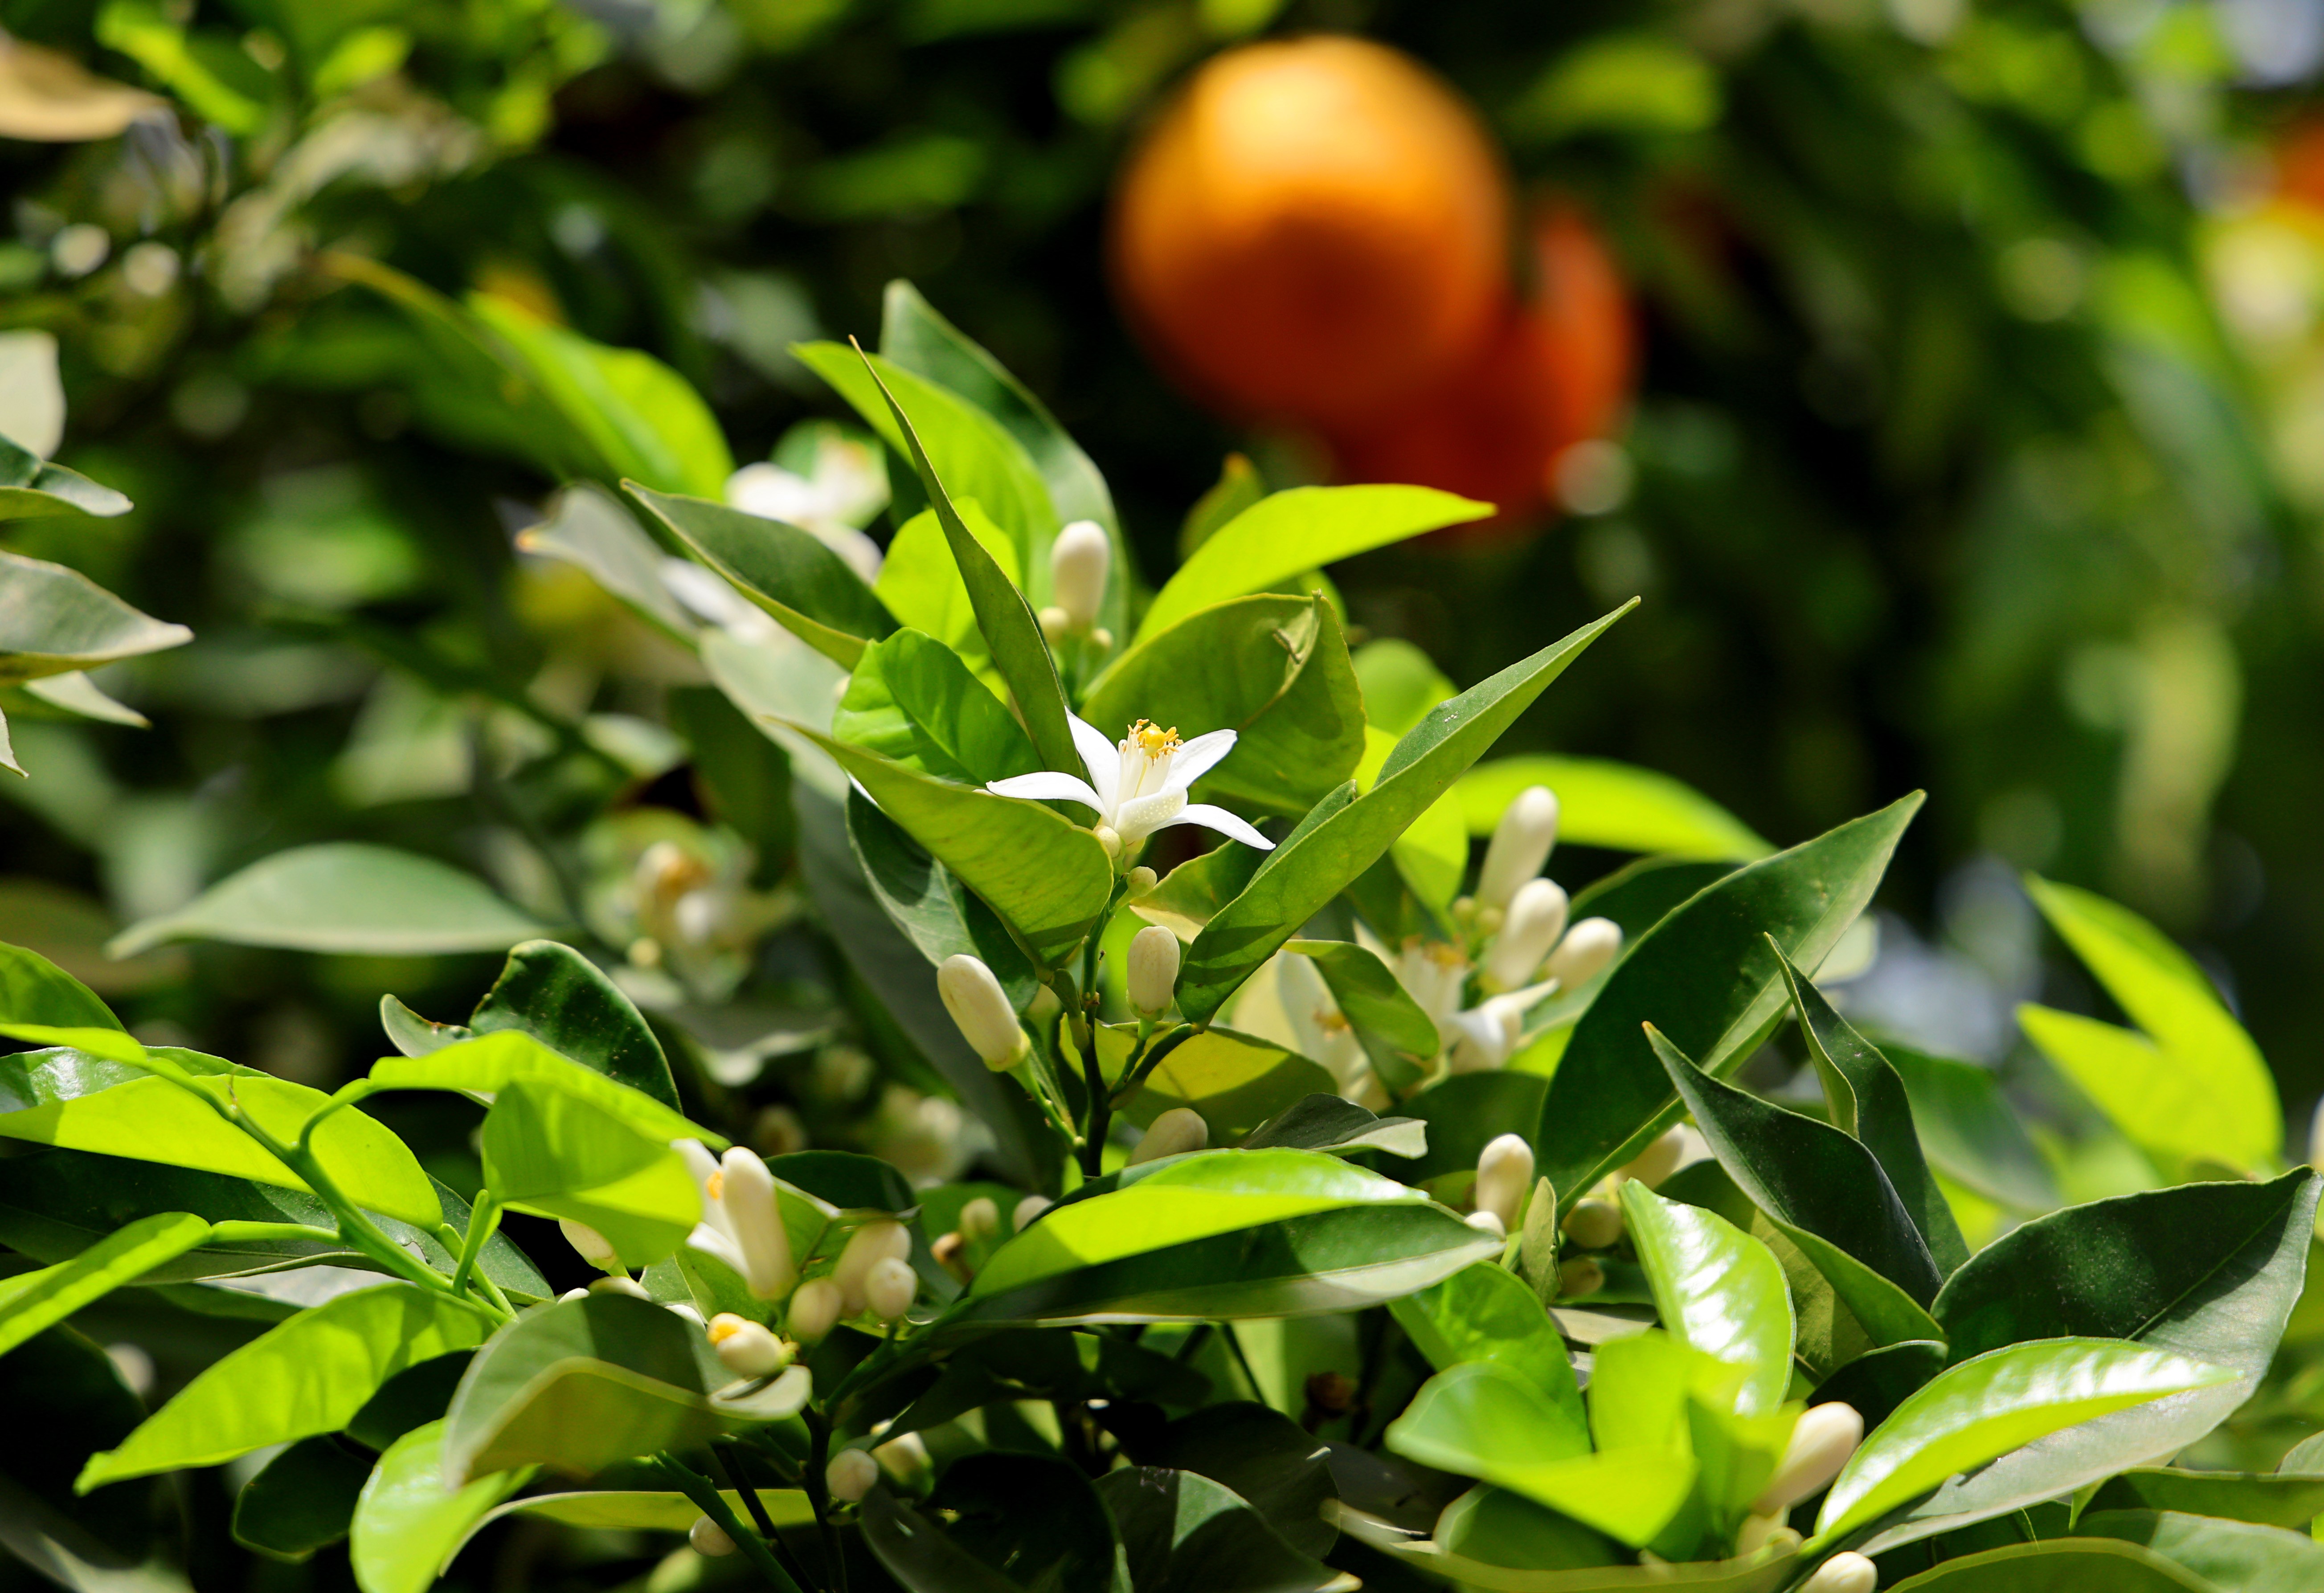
[0,550,187,687]
[1098,1467,1348,1593]
[1097,1024,1337,1144]
[469,940,679,1112]
[1881,1538,2209,1590]
[232,1435,372,1560]
[1240,1095,1425,1158]
[348,1420,534,1593]
[1389,1262,1585,1434]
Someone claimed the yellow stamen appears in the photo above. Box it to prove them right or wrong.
[708,1312,746,1344]
[705,1170,724,1201]
[1130,719,1182,758]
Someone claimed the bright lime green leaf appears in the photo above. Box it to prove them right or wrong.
[480,1082,700,1267]
[1620,1182,1792,1415]
[1877,1538,2214,1590]
[1390,1262,1585,1433]
[369,1030,719,1150]
[0,1211,211,1356]
[1094,1023,1335,1144]
[873,500,1019,684]
[465,939,680,1112]
[349,1421,536,1593]
[1457,755,1772,861]
[1351,638,1455,738]
[1510,33,1722,141]
[835,627,1038,785]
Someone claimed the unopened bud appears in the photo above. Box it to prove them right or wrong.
[1128,1107,1208,1165]
[559,1218,617,1268]
[1126,866,1158,894]
[937,955,1029,1071]
[932,1231,971,1283]
[1561,1197,1624,1250]
[1128,924,1182,1017]
[1039,605,1071,643]
[1485,878,1569,989]
[1478,787,1559,909]
[589,1275,651,1299]
[1557,1257,1604,1299]
[720,1147,796,1299]
[1734,1513,1799,1558]
[1465,1209,1506,1238]
[1093,824,1122,859]
[826,1447,880,1503]
[865,1256,917,1320]
[690,1516,737,1556]
[835,1220,912,1316]
[558,1287,589,1303]
[1051,520,1110,630]
[1754,1403,1864,1515]
[708,1314,790,1378]
[1799,1552,1876,1593]
[1089,627,1113,650]
[1473,1134,1534,1232]
[1545,916,1622,988]
[1013,1194,1052,1231]
[788,1277,843,1342]
[1617,1124,1687,1189]
[873,1429,931,1483]
[958,1198,999,1242]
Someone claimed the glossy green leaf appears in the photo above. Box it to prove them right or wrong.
[2076,1510,2324,1592]
[1098,1466,1345,1593]
[1139,486,1490,641]
[846,788,1040,1009]
[480,1081,700,1267]
[109,843,551,958]
[2025,874,2279,1174]
[1881,1538,2209,1590]
[1619,1182,1792,1414]
[2083,1468,2324,1530]
[369,1030,718,1149]
[1390,1262,1586,1433]
[467,939,679,1111]
[1097,1023,1336,1143]
[0,550,190,687]
[79,1283,493,1488]
[1083,595,1366,816]
[1398,1071,1549,1183]
[1335,1503,1800,1591]
[1240,1094,1426,1158]
[467,294,732,498]
[626,481,896,668]
[1457,756,1773,860]
[872,501,1021,683]
[961,1148,1497,1323]
[1805,1340,1946,1436]
[1284,939,1439,1060]
[349,1420,536,1593]
[0,1212,211,1356]
[516,481,698,637]
[1882,1045,2061,1215]
[1178,607,1632,1022]
[0,942,120,1031]
[0,1044,445,1228]
[1813,1338,2238,1542]
[1535,793,1920,1205]
[441,1293,720,1486]
[232,1434,372,1560]
[836,627,1039,784]
[1129,841,1266,943]
[794,723,1113,967]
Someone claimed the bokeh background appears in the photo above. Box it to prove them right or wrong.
[6,0,2324,1192]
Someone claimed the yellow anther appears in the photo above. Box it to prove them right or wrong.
[705,1170,724,1201]
[1130,720,1182,757]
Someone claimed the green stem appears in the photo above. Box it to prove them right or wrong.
[1111,1023,1193,1107]
[1219,1319,1264,1402]
[449,1198,501,1298]
[717,1440,820,1593]
[802,1409,851,1593]
[657,1454,806,1593]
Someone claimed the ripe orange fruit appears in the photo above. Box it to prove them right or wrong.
[1110,37,1511,430]
[1327,201,1635,530]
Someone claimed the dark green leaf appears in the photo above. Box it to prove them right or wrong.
[2083,1469,2324,1530]
[347,1354,477,1452]
[1806,1341,1946,1437]
[836,627,1040,784]
[1882,1045,2061,1215]
[846,788,1040,1009]
[1098,1467,1346,1593]
[926,1451,1125,1593]
[861,1486,1029,1593]
[1881,1538,2210,1590]
[469,940,679,1112]
[765,1150,918,1213]
[1398,1071,1548,1184]
[2074,1509,2324,1592]
[1127,1401,1338,1557]
[1284,939,1439,1060]
[0,431,132,520]
[1240,1095,1425,1158]
[232,1435,372,1560]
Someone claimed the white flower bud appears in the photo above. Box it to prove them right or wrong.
[673,1138,732,1238]
[835,1220,911,1316]
[865,1256,917,1320]
[1560,1197,1624,1250]
[1472,1134,1534,1233]
[1478,786,1559,909]
[689,1515,737,1556]
[1545,916,1623,988]
[937,955,1029,1071]
[719,1148,797,1300]
[826,1447,880,1503]
[1093,824,1123,859]
[708,1313,790,1378]
[558,1287,589,1303]
[1754,1403,1864,1515]
[1127,1107,1208,1165]
[589,1275,651,1299]
[1050,520,1110,630]
[1013,1194,1052,1231]
[1465,1209,1506,1238]
[958,1197,999,1242]
[1128,924,1182,1017]
[1733,1513,1798,1558]
[1616,1123,1687,1189]
[1485,878,1569,989]
[559,1218,618,1268]
[788,1277,843,1342]
[1798,1552,1877,1593]
[1038,605,1072,643]
[873,1429,931,1483]
[1125,865,1158,894]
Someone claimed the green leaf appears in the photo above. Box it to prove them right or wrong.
[1083,595,1366,816]
[1805,1340,1946,1438]
[1240,1095,1426,1158]
[2083,1469,2324,1530]
[835,347,1080,776]
[2076,1510,2324,1592]
[347,1355,478,1451]
[794,723,1114,967]
[836,627,1040,784]
[1389,1262,1586,1432]
[1882,1045,2061,1215]
[1178,607,1633,1022]
[0,550,190,687]
[467,294,733,498]
[0,432,133,521]
[467,1485,813,1539]
[109,843,551,958]
[1879,1538,2210,1590]
[846,788,1040,1009]
[480,1081,700,1267]
[0,1324,168,1583]
[1125,1401,1340,1559]
[1534,793,1921,1208]
[368,1030,718,1150]
[232,1434,373,1561]
[861,1487,1033,1593]
[0,1044,446,1229]
[441,1293,720,1486]
[1458,756,1773,861]
[0,941,120,1031]
[765,1149,918,1213]
[2020,1005,2262,1184]
[1096,1023,1337,1143]
[1430,1484,1620,1575]
[625,481,896,668]
[1098,1467,1345,1593]
[872,501,1022,685]
[349,1420,535,1593]
[962,1148,1498,1323]
[78,1283,493,1488]
[1337,1502,1800,1589]
[1397,1071,1549,1184]
[1812,1339,2239,1542]
[515,482,699,638]
[1139,486,1491,641]
[921,1452,1126,1593]
[1619,1182,1792,1415]
[467,940,679,1112]
[1126,841,1267,943]
[1283,939,1439,1060]
[1351,638,1455,739]
[0,1212,212,1357]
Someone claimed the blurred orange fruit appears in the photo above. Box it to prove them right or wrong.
[1327,201,1635,530]
[1109,36,1511,430]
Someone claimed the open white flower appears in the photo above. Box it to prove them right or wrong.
[726,429,886,583]
[986,715,1273,852]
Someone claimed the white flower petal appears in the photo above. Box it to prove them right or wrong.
[986,771,1106,812]
[1114,787,1188,844]
[1161,803,1275,850]
[1166,728,1238,789]
[1068,714,1121,806]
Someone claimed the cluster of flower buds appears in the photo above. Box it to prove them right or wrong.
[675,1139,797,1300]
[1464,785,1624,995]
[1038,520,1114,649]
[933,1197,1002,1284]
[937,955,1031,1071]
[833,1218,917,1320]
